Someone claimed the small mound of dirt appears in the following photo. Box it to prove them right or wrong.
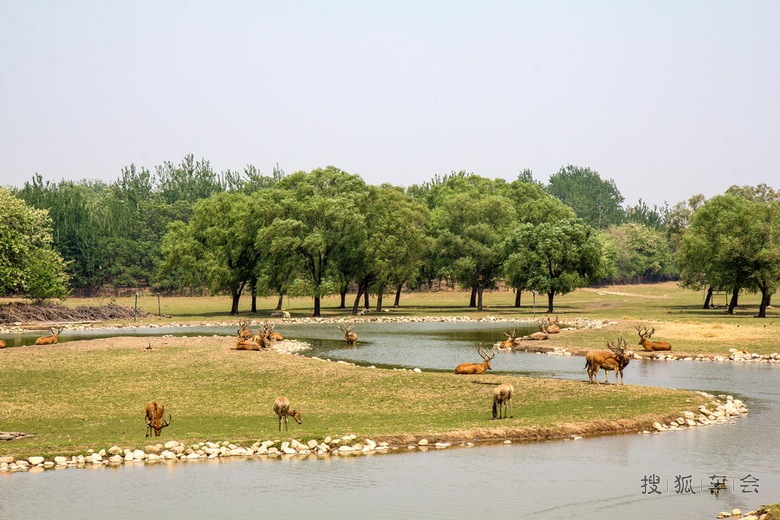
[0,302,149,325]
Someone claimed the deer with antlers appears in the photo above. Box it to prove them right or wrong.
[544,315,561,334]
[237,320,253,341]
[636,325,672,352]
[492,383,514,419]
[145,401,172,437]
[35,326,64,345]
[585,337,632,384]
[262,321,284,342]
[338,324,358,346]
[455,345,497,375]
[498,329,517,350]
[273,396,302,431]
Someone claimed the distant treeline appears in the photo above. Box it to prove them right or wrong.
[6,156,779,317]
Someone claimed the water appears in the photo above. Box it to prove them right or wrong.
[1,321,777,519]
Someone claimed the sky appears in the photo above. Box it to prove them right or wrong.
[1,0,779,208]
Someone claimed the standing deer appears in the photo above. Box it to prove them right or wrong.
[636,326,672,352]
[492,383,514,419]
[273,396,302,431]
[455,345,496,374]
[35,326,64,345]
[145,401,172,437]
[338,324,358,345]
[585,337,631,384]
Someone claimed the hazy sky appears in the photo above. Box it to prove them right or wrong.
[2,0,778,208]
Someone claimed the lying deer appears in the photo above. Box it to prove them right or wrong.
[237,320,253,340]
[545,315,561,334]
[338,324,358,346]
[492,383,514,419]
[273,396,302,431]
[35,326,65,345]
[636,325,672,352]
[585,337,631,384]
[498,329,517,350]
[455,345,496,375]
[262,321,284,341]
[0,339,6,349]
[145,401,172,437]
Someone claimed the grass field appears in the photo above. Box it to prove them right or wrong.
[0,281,774,460]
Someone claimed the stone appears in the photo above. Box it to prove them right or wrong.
[0,456,13,464]
[54,456,68,466]
[132,449,146,460]
[418,438,429,446]
[27,456,45,466]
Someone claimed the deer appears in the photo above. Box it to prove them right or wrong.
[145,401,172,437]
[0,339,6,349]
[273,396,302,431]
[545,315,561,334]
[585,337,631,384]
[237,320,253,340]
[492,383,514,419]
[35,326,64,345]
[455,345,496,375]
[498,329,517,350]
[338,324,358,346]
[521,321,549,341]
[263,321,284,342]
[636,325,672,352]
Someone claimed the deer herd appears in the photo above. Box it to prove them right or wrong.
[10,316,674,437]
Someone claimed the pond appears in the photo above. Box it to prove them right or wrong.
[1,321,778,519]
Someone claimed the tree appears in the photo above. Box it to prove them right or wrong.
[0,188,70,301]
[158,192,264,314]
[431,185,516,311]
[504,218,602,313]
[260,167,368,317]
[546,165,624,229]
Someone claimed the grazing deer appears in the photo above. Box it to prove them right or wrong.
[545,315,561,334]
[498,329,517,350]
[636,325,672,352]
[35,326,64,345]
[338,324,358,345]
[585,337,631,384]
[492,383,514,419]
[273,396,302,431]
[145,401,172,437]
[237,320,253,340]
[455,345,496,375]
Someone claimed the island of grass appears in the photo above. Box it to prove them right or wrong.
[1,335,720,461]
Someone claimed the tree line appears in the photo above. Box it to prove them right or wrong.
[3,156,778,317]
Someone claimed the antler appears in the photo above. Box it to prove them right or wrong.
[607,337,627,356]
[478,345,497,360]
[635,325,652,338]
[504,329,517,339]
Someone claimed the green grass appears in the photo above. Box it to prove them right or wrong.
[2,281,774,460]
[0,335,709,460]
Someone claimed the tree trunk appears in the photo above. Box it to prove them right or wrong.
[363,289,370,309]
[313,295,321,317]
[394,282,403,307]
[276,293,284,311]
[230,281,245,315]
[727,289,740,315]
[477,287,484,312]
[251,292,257,313]
[469,286,477,308]
[376,291,384,313]
[547,291,555,314]
[703,286,714,309]
[352,282,366,315]
[339,285,348,309]
[757,289,771,318]
[514,289,522,308]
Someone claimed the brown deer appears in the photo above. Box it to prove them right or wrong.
[35,326,64,345]
[338,324,358,345]
[545,315,561,334]
[273,396,302,431]
[522,321,549,341]
[237,320,253,340]
[145,401,172,437]
[492,383,514,419]
[455,345,496,374]
[235,337,263,350]
[498,329,517,349]
[263,321,284,342]
[0,339,6,349]
[585,337,631,384]
[636,325,672,352]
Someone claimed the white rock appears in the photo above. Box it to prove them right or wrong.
[418,439,429,446]
[27,456,45,466]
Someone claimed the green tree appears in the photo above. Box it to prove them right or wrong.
[599,223,675,284]
[546,165,624,228]
[260,167,368,317]
[0,188,70,301]
[504,218,602,313]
